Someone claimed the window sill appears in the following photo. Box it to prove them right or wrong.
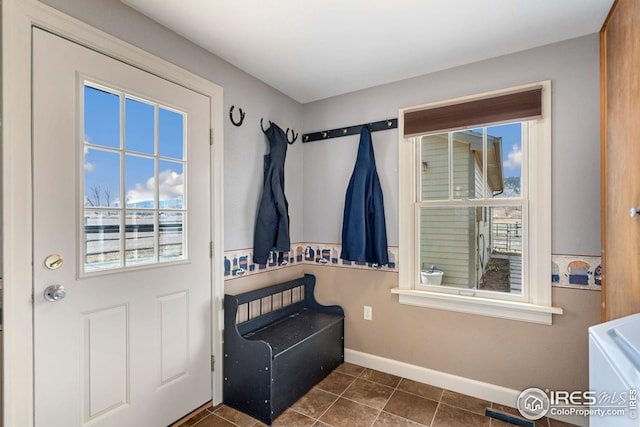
[390,288,563,325]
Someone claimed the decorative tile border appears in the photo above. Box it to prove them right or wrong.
[551,254,601,291]
[224,242,399,280]
[224,246,601,291]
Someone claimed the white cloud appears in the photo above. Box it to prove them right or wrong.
[503,144,522,169]
[83,146,96,171]
[126,169,184,204]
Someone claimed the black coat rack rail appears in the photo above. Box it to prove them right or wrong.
[302,118,398,143]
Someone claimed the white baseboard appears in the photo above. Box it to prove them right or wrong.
[344,348,586,427]
[344,348,520,407]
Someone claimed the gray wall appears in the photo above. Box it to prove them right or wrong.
[44,0,601,257]
[302,34,601,256]
[39,0,305,251]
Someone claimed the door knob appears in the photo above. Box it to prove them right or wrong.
[631,207,640,218]
[44,284,66,302]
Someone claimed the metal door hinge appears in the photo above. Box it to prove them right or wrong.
[210,128,214,146]
[211,355,215,372]
[210,241,213,258]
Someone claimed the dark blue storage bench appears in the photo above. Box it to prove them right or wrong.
[223,274,344,425]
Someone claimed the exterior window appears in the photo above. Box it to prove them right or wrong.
[394,81,562,324]
[418,124,524,298]
[83,82,187,272]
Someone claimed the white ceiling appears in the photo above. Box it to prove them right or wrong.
[122,0,613,104]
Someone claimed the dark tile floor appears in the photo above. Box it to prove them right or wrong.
[175,363,578,427]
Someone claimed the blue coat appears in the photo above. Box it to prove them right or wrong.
[341,126,388,265]
[253,123,290,265]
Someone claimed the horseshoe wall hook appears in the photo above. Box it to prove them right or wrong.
[260,119,297,144]
[229,105,245,127]
[286,128,298,145]
[260,117,272,133]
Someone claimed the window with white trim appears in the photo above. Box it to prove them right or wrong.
[82,81,187,273]
[394,81,562,324]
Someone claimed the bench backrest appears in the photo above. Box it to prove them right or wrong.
[226,274,337,336]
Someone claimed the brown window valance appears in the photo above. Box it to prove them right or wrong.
[403,86,542,137]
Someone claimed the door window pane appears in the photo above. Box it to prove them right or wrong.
[84,148,121,208]
[159,212,184,262]
[158,160,184,209]
[125,211,155,265]
[125,98,155,154]
[159,107,184,160]
[85,211,121,271]
[84,85,120,149]
[125,154,155,208]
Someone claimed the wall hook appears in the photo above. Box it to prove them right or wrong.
[260,118,271,133]
[302,117,398,143]
[229,105,245,127]
[286,128,298,145]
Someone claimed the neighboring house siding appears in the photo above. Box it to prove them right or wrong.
[474,160,483,198]
[420,135,475,288]
[421,134,448,201]
[452,140,472,199]
[420,207,474,287]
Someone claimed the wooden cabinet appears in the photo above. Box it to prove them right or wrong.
[601,0,640,320]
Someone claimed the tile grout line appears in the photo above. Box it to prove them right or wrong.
[368,375,404,427]
[212,404,256,427]
[431,400,443,427]
[202,365,556,427]
[216,366,365,427]
[427,388,448,427]
[357,367,448,427]
[362,371,402,427]
[305,366,394,426]
[360,368,401,427]
[311,367,362,427]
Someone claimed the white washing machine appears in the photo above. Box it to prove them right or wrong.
[589,313,640,426]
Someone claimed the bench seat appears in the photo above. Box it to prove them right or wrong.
[223,274,344,425]
[243,308,343,358]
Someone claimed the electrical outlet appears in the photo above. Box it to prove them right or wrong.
[363,305,373,320]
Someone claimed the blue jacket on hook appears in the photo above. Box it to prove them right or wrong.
[341,126,388,265]
[253,123,290,265]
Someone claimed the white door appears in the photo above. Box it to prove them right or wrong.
[32,28,212,427]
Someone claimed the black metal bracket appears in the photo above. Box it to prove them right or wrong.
[229,105,245,127]
[261,118,298,144]
[302,118,397,143]
[260,117,270,133]
[286,128,298,145]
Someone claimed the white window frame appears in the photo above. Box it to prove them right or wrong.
[81,80,189,274]
[393,81,563,325]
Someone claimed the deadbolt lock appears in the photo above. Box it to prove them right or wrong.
[44,254,64,270]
